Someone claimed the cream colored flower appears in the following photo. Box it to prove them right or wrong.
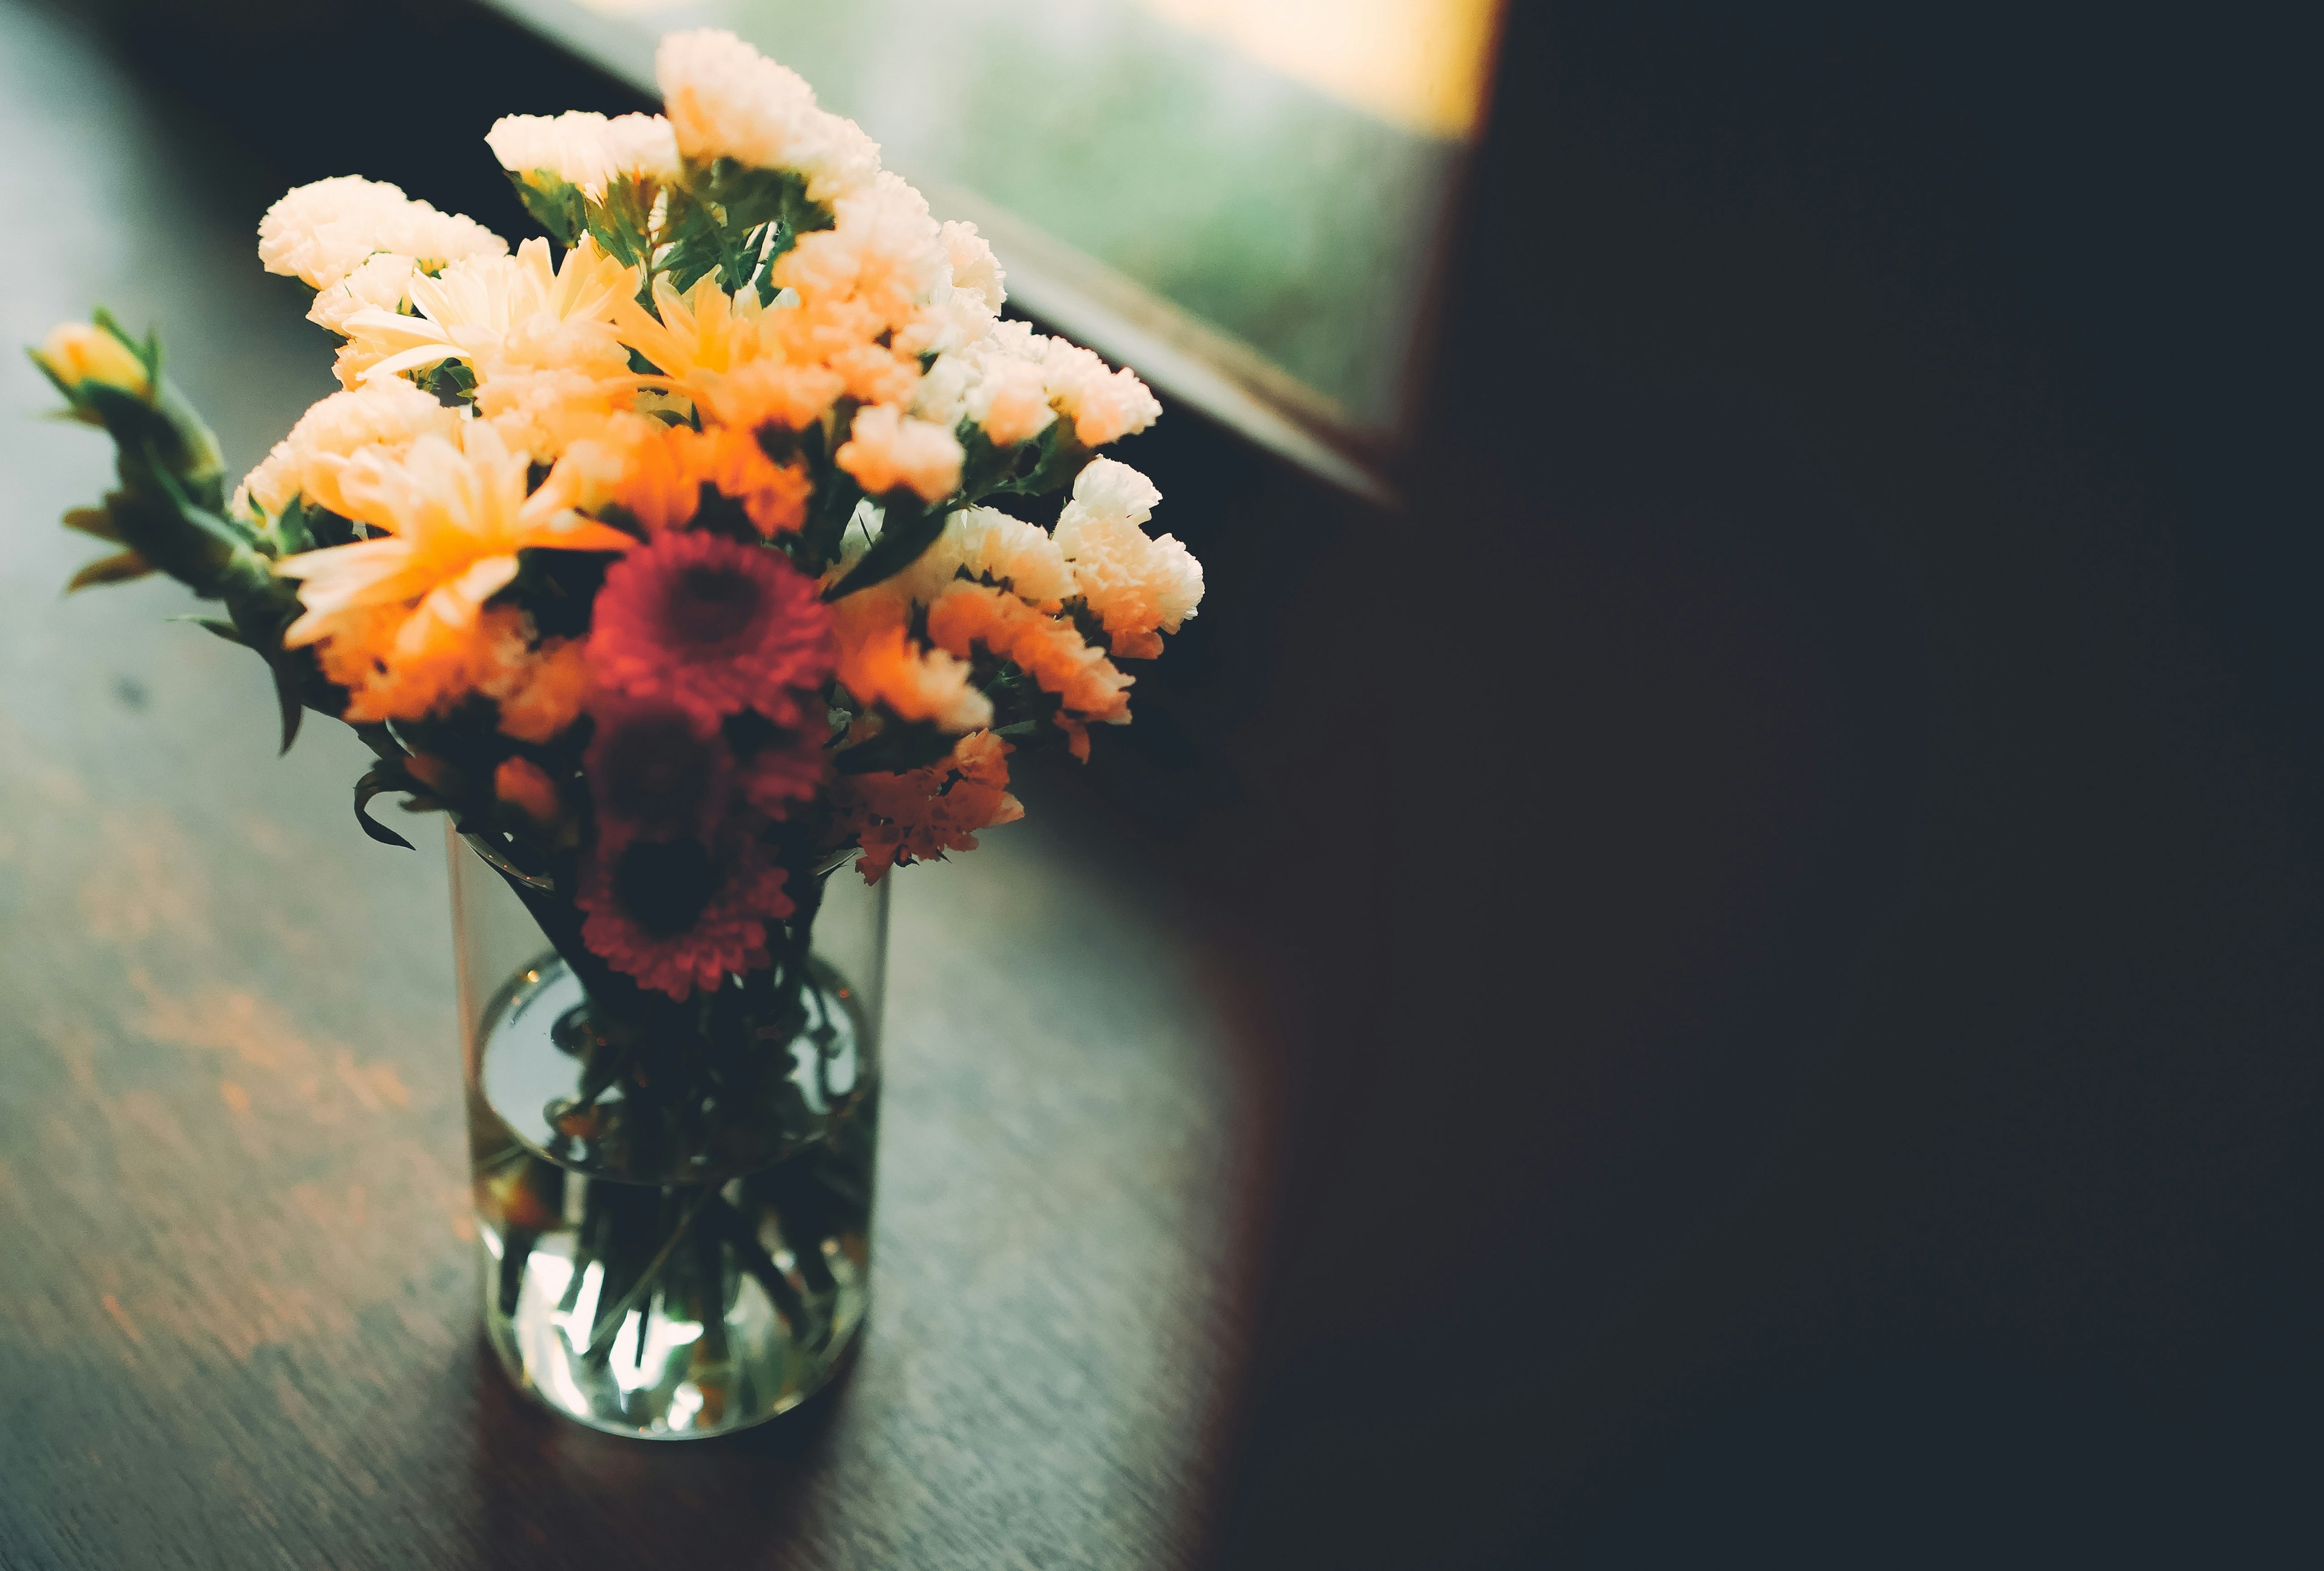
[485,111,680,199]
[610,271,765,385]
[1054,458,1203,659]
[775,172,949,335]
[307,252,418,338]
[895,506,1077,611]
[240,377,462,519]
[277,420,635,651]
[258,175,504,292]
[341,235,637,385]
[655,28,880,202]
[835,404,963,502]
[1039,339,1163,446]
[966,356,1054,447]
[940,221,1005,313]
[476,367,632,461]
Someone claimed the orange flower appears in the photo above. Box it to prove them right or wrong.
[925,581,1132,736]
[529,412,700,533]
[694,357,845,436]
[474,609,592,743]
[691,424,812,536]
[830,592,991,731]
[275,422,634,723]
[494,756,563,825]
[833,731,1023,881]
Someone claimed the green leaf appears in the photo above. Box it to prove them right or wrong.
[65,550,153,592]
[824,496,950,600]
[506,169,588,248]
[833,719,959,776]
[353,764,417,850]
[169,614,246,646]
[272,494,314,556]
[269,655,303,755]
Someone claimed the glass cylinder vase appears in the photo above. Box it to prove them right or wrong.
[447,826,885,1438]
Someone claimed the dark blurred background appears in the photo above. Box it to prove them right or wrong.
[4,1,2317,1566]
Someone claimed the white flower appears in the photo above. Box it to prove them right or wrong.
[656,28,881,203]
[965,356,1054,447]
[940,221,1005,312]
[835,404,963,503]
[911,352,975,427]
[896,505,1077,611]
[258,175,504,291]
[1054,459,1201,658]
[1039,339,1163,446]
[485,111,680,199]
[1065,454,1162,525]
[241,377,463,519]
[339,235,637,384]
[307,252,416,336]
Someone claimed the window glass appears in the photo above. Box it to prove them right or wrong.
[570,0,1502,441]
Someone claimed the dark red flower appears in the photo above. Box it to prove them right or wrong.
[577,829,793,1000]
[734,710,831,819]
[587,528,834,727]
[583,693,733,850]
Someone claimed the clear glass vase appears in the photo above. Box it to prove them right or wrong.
[447,827,885,1439]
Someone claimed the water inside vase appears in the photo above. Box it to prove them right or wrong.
[468,954,877,1438]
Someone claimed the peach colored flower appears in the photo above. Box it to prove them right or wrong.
[925,581,1132,740]
[831,592,992,732]
[833,730,1023,881]
[494,756,563,825]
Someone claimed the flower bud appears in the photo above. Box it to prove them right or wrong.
[33,320,151,399]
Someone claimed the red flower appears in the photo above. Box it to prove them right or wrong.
[577,829,793,1000]
[583,692,733,850]
[736,711,831,819]
[588,529,833,727]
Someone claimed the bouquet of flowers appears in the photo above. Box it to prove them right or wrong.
[25,29,1200,1436]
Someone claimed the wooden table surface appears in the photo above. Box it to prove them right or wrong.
[0,5,1249,1564]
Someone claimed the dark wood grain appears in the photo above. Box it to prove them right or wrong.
[0,6,1252,1564]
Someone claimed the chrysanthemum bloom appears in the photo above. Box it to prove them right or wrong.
[1052,458,1204,659]
[583,692,735,848]
[833,730,1023,881]
[736,711,832,819]
[611,273,766,387]
[577,827,792,1000]
[341,235,637,387]
[588,528,833,726]
[963,358,1054,448]
[694,357,847,438]
[1040,339,1163,447]
[275,421,636,721]
[774,173,949,336]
